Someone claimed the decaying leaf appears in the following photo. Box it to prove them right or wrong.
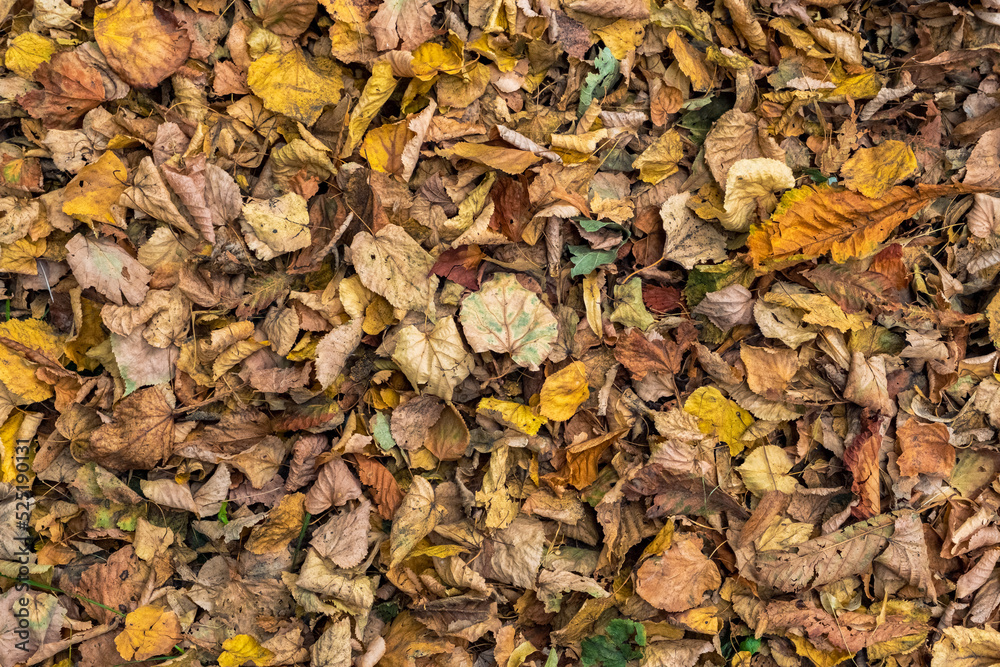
[5,2,1000,666]
[460,273,559,370]
[636,535,721,612]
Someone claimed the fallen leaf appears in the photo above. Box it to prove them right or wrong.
[755,512,896,592]
[247,47,343,125]
[389,475,439,566]
[636,534,721,612]
[841,140,918,199]
[86,385,175,471]
[460,273,559,370]
[219,634,274,667]
[660,192,728,270]
[392,317,474,401]
[94,0,192,88]
[897,418,955,479]
[62,151,127,226]
[114,605,182,661]
[65,234,151,306]
[721,158,795,232]
[539,361,590,421]
[241,193,312,260]
[351,225,438,314]
[684,386,754,456]
[738,445,798,496]
[748,183,983,264]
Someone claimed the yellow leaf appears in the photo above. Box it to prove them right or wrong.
[435,62,491,108]
[738,445,799,495]
[683,386,753,455]
[641,519,673,558]
[363,295,395,335]
[0,412,25,484]
[0,318,63,404]
[62,151,128,227]
[245,492,306,554]
[248,47,344,125]
[0,237,46,274]
[219,634,274,667]
[411,40,464,79]
[241,193,311,260]
[671,606,721,634]
[788,635,853,667]
[933,627,1000,667]
[748,183,985,265]
[762,289,869,332]
[361,121,414,176]
[468,33,517,72]
[666,29,714,91]
[583,271,602,338]
[5,33,55,78]
[539,361,590,421]
[477,397,547,435]
[94,0,192,88]
[408,543,468,558]
[633,129,683,184]
[593,20,645,60]
[446,142,541,175]
[841,140,918,199]
[114,605,182,661]
[390,475,439,566]
[342,61,398,158]
[720,158,795,232]
[826,70,884,102]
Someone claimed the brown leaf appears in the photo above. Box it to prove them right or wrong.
[704,109,784,189]
[86,386,175,471]
[353,454,404,520]
[304,457,363,514]
[755,512,896,592]
[896,418,955,478]
[636,534,721,612]
[18,45,128,129]
[425,403,470,462]
[843,411,882,519]
[311,500,371,568]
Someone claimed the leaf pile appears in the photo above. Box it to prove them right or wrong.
[4,0,1000,666]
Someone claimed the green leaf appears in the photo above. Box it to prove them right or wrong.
[371,412,396,450]
[577,217,628,235]
[581,619,646,667]
[606,618,646,651]
[578,47,620,115]
[581,636,625,667]
[569,245,618,278]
